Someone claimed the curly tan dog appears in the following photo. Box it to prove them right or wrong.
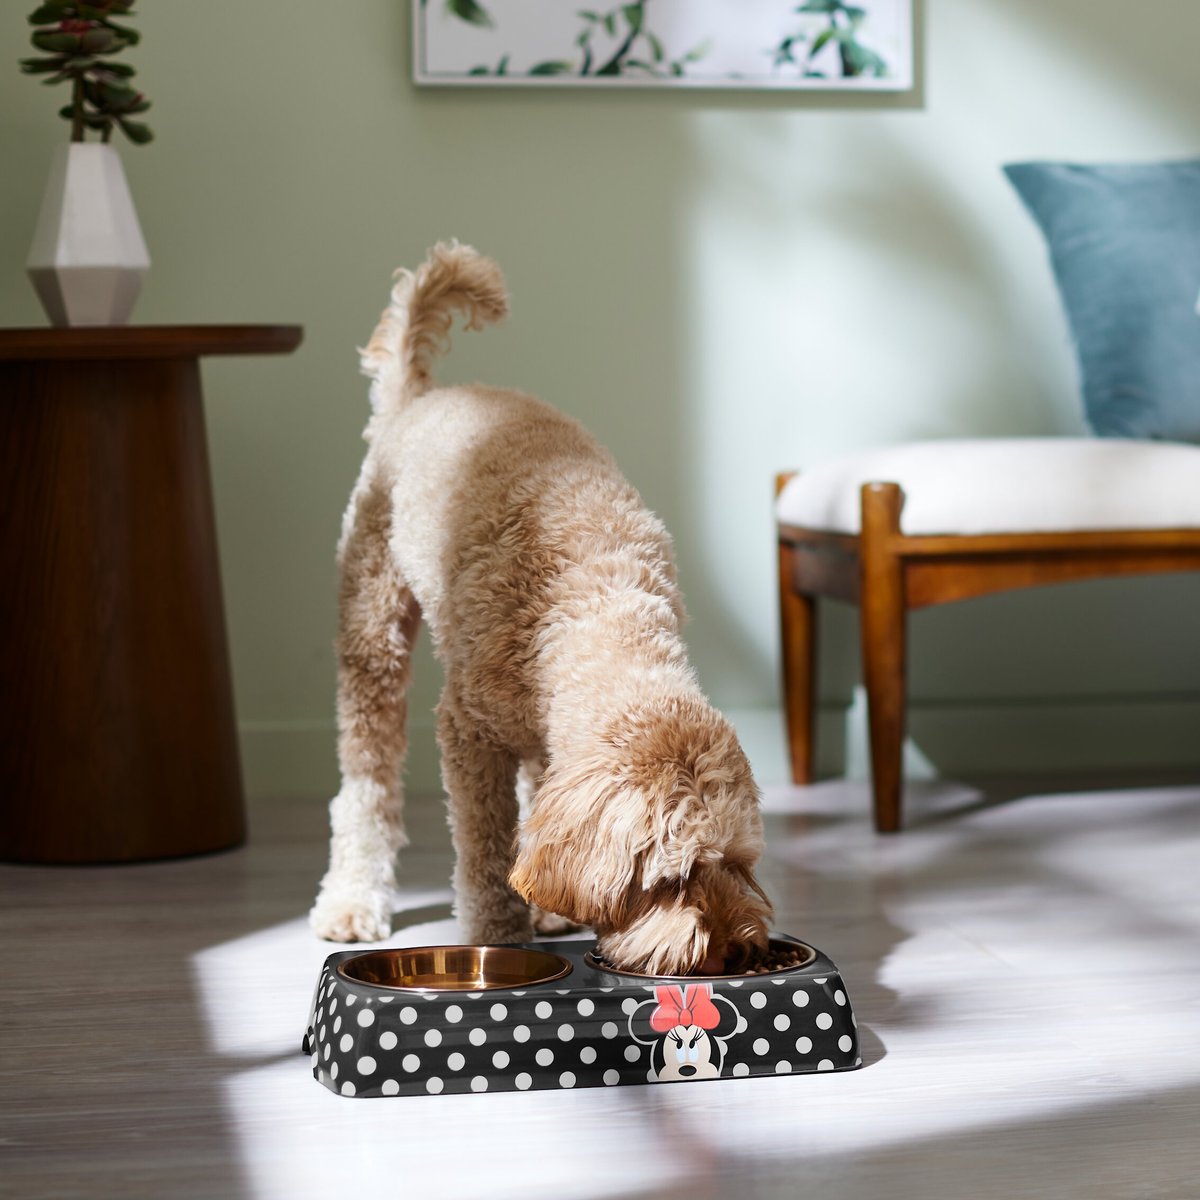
[310,243,772,975]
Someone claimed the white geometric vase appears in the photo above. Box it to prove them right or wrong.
[26,143,151,327]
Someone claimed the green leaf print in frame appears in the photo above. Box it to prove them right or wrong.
[413,0,913,90]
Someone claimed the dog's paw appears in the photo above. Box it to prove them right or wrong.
[531,905,583,936]
[309,893,391,943]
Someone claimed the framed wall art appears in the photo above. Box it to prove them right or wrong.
[414,0,914,91]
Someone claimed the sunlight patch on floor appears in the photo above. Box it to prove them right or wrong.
[182,781,1200,1198]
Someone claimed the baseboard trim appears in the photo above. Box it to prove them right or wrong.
[733,691,1200,787]
[899,693,1200,780]
[239,694,1200,800]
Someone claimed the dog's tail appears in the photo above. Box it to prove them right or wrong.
[359,241,509,414]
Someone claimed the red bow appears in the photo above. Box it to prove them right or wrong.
[650,984,720,1032]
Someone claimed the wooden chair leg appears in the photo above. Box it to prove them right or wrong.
[859,483,907,833]
[778,539,817,784]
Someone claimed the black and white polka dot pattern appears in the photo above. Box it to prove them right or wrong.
[302,936,860,1097]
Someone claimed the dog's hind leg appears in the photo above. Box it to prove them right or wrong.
[438,695,533,945]
[311,468,417,943]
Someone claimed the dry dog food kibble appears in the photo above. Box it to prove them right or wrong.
[740,945,807,975]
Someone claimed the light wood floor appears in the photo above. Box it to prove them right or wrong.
[3,773,1199,1199]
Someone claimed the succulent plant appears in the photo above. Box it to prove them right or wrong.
[19,0,152,145]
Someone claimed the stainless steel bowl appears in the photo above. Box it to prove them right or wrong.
[337,945,573,992]
[583,936,817,980]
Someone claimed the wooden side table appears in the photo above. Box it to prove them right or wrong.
[0,325,303,862]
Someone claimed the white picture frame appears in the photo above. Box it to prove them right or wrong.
[414,0,914,91]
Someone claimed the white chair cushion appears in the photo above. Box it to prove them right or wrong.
[776,438,1200,536]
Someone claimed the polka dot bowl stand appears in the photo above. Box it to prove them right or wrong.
[301,934,861,1097]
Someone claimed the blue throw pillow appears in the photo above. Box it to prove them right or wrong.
[1004,159,1200,442]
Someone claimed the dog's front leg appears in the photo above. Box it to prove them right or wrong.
[439,695,533,945]
[516,758,581,937]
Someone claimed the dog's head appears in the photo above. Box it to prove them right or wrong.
[508,699,773,976]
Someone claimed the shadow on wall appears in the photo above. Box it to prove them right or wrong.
[668,124,1052,747]
[667,0,1200,779]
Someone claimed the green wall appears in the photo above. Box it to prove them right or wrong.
[3,0,1198,800]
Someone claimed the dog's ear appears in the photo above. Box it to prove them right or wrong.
[733,861,772,916]
[507,826,593,927]
[613,702,765,893]
[637,791,727,891]
[508,753,651,929]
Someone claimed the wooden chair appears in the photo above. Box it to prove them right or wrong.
[775,438,1200,832]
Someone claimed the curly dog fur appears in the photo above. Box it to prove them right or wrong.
[310,243,772,975]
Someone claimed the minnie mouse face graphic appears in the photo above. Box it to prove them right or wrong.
[628,983,742,1082]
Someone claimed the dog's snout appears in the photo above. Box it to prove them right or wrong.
[694,939,754,976]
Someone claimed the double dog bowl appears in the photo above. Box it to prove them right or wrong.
[302,935,860,1097]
